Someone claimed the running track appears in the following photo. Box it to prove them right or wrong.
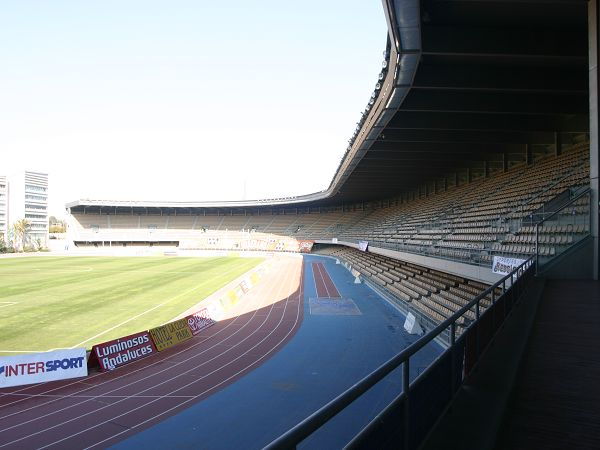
[311,261,341,298]
[0,256,304,449]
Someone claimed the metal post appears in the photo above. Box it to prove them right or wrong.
[587,0,600,279]
[491,287,496,329]
[403,359,410,450]
[554,132,562,157]
[535,222,539,275]
[450,322,456,392]
[475,300,480,358]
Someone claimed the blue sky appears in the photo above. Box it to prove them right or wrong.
[1,1,386,217]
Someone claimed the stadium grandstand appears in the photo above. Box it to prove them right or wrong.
[60,0,598,448]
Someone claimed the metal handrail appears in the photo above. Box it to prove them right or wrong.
[534,186,590,226]
[535,186,591,271]
[264,257,535,449]
[344,239,494,268]
[510,159,589,219]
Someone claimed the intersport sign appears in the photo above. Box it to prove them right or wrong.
[0,348,88,388]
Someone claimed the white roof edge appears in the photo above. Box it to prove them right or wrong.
[65,188,337,210]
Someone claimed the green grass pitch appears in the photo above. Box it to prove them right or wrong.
[0,256,264,356]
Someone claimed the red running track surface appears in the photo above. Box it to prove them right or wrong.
[0,256,304,449]
[311,262,341,299]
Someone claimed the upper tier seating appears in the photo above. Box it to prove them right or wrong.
[70,142,590,265]
[338,142,590,263]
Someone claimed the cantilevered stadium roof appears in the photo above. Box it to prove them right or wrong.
[327,0,589,203]
[68,0,589,212]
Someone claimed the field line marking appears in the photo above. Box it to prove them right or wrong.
[0,350,46,354]
[0,264,263,417]
[0,302,18,309]
[68,261,257,349]
[69,282,210,349]
[0,258,293,444]
[36,258,302,450]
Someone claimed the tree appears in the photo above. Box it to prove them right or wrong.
[48,216,66,233]
[11,219,30,252]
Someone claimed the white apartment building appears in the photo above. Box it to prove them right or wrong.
[4,171,49,247]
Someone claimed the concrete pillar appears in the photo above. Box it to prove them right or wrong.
[525,143,533,165]
[590,0,599,280]
[554,132,562,157]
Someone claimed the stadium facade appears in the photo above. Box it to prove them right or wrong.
[1,170,49,248]
[63,0,598,448]
[66,0,596,283]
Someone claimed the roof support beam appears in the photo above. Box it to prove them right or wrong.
[399,89,589,115]
[413,64,587,93]
[421,25,587,58]
[386,111,589,132]
[369,141,530,154]
[377,129,557,145]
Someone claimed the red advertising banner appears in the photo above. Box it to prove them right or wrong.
[298,240,315,253]
[185,308,216,336]
[89,331,157,371]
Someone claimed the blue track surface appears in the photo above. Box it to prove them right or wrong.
[112,255,442,449]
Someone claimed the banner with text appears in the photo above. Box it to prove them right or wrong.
[90,331,157,371]
[150,318,194,352]
[0,348,87,388]
[492,256,526,275]
[298,240,315,253]
[186,308,216,336]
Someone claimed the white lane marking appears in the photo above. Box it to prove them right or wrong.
[0,262,267,412]
[86,260,304,449]
[0,302,17,309]
[0,258,301,450]
[4,259,298,449]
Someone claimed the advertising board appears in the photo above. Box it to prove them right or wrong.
[149,318,193,352]
[0,348,87,388]
[298,240,315,253]
[186,308,216,336]
[492,256,526,275]
[90,331,156,371]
